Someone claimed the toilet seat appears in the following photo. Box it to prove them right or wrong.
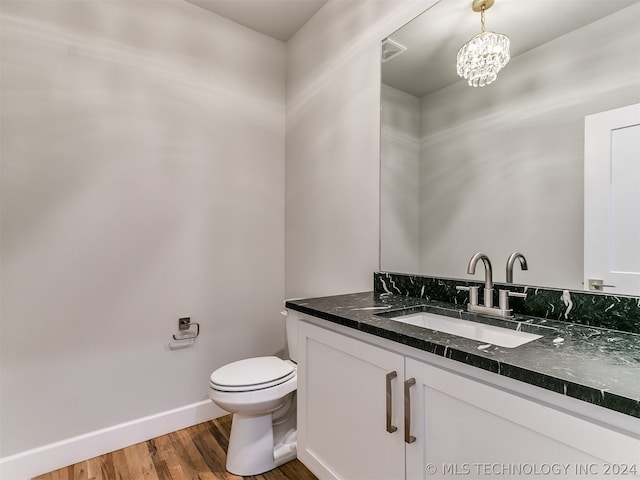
[210,356,296,392]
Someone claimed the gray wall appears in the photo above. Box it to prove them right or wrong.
[285,0,437,299]
[1,0,285,457]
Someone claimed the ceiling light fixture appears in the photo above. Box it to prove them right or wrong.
[456,0,510,87]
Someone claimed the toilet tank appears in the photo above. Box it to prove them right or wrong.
[284,308,299,363]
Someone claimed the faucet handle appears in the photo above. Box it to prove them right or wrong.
[498,289,527,311]
[509,291,527,299]
[456,285,479,305]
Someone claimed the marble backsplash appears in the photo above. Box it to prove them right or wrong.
[374,272,640,334]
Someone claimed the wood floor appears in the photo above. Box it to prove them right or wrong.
[34,415,318,480]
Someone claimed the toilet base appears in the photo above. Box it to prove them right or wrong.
[226,413,275,475]
[225,394,297,476]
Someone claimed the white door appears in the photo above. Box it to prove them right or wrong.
[297,321,405,480]
[584,103,640,295]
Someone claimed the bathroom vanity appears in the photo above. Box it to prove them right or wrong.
[286,291,640,480]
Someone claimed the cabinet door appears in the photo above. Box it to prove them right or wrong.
[298,321,405,480]
[405,358,640,480]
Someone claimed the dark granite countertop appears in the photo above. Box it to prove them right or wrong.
[286,291,640,419]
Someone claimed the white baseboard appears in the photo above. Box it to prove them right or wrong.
[0,400,227,480]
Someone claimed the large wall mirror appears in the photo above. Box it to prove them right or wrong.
[380,0,640,294]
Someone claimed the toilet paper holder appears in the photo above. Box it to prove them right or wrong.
[173,317,200,341]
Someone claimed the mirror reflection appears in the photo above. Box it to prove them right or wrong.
[380,0,640,293]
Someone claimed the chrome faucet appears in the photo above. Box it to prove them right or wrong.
[457,252,526,318]
[499,252,529,315]
[506,252,528,283]
[467,252,493,308]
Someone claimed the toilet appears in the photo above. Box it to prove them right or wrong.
[209,309,299,476]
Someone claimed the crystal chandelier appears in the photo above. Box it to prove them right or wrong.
[456,0,510,87]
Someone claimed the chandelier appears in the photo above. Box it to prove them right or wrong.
[456,0,510,87]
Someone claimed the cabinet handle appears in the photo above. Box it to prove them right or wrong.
[404,377,416,444]
[386,371,398,433]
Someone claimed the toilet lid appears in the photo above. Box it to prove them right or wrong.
[210,356,295,392]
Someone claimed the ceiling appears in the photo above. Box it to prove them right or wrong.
[184,0,328,42]
[181,0,638,89]
[382,0,640,97]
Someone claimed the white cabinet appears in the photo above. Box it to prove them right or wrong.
[405,359,639,479]
[297,318,640,480]
[297,320,405,480]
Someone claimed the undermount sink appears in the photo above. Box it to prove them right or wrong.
[389,312,542,348]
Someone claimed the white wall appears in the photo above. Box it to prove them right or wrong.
[285,0,438,299]
[0,0,285,468]
[380,83,420,272]
[418,4,640,288]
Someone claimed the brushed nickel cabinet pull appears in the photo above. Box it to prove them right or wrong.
[386,371,398,433]
[404,377,416,444]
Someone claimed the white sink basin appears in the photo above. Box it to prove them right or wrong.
[389,312,542,348]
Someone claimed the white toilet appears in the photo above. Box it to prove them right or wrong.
[209,309,299,476]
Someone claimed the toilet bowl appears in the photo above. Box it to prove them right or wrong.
[208,310,299,476]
